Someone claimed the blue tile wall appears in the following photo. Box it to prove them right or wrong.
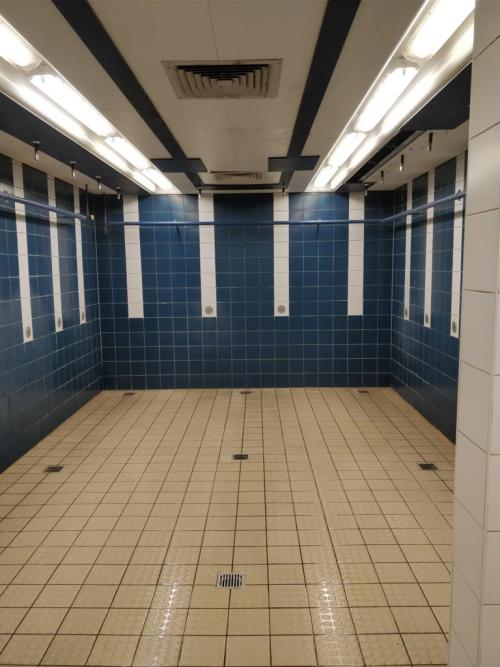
[97,191,393,389]
[0,154,101,470]
[391,157,462,441]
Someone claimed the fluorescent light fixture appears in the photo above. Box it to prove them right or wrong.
[405,0,475,62]
[31,74,114,136]
[142,168,173,191]
[327,132,365,167]
[349,135,379,172]
[329,168,348,192]
[105,136,149,170]
[314,166,336,189]
[0,19,41,70]
[381,72,438,135]
[93,142,129,172]
[132,171,156,192]
[355,66,418,132]
[16,85,87,140]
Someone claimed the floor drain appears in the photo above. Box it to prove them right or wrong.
[124,392,135,396]
[44,465,63,473]
[358,390,370,394]
[233,453,248,461]
[216,572,245,589]
[419,463,437,470]
[240,390,252,395]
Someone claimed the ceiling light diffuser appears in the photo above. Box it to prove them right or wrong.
[355,66,419,132]
[381,72,438,136]
[349,136,379,172]
[405,0,475,62]
[31,74,114,136]
[132,171,156,192]
[16,85,87,140]
[313,166,336,189]
[105,137,150,170]
[327,132,365,167]
[329,168,348,192]
[0,19,41,70]
[142,168,174,191]
[93,142,129,172]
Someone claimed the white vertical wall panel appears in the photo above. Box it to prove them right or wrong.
[451,153,466,337]
[424,169,435,328]
[273,194,289,317]
[12,161,33,343]
[404,181,413,321]
[47,175,63,332]
[198,194,217,317]
[123,195,143,319]
[348,191,364,316]
[73,187,86,324]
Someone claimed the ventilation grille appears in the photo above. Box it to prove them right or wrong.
[163,60,282,99]
[212,172,262,183]
[216,572,245,588]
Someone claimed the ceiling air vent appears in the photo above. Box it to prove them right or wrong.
[211,171,262,182]
[163,60,282,99]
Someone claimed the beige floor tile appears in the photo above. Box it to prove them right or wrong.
[101,608,148,635]
[358,634,410,666]
[270,608,312,634]
[402,633,449,664]
[226,635,270,666]
[314,634,363,666]
[179,636,225,666]
[0,634,52,665]
[228,609,269,635]
[88,635,139,666]
[41,634,95,665]
[185,608,228,635]
[133,635,182,666]
[16,607,66,634]
[59,607,107,634]
[269,584,308,608]
[271,635,316,666]
[351,607,398,634]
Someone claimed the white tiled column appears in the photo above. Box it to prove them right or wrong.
[451,4,500,665]
[348,191,364,316]
[73,187,86,324]
[123,195,144,319]
[12,162,33,342]
[424,169,435,327]
[403,181,413,320]
[273,193,289,317]
[47,176,63,332]
[451,153,466,337]
[198,194,217,317]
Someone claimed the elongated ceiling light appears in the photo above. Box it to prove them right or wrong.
[309,0,475,192]
[0,14,174,194]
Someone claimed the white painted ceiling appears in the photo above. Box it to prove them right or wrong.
[0,0,441,193]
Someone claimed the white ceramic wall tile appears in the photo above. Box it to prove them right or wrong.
[453,500,484,597]
[198,193,215,223]
[480,604,500,667]
[47,176,63,332]
[451,154,466,337]
[470,36,500,138]
[273,193,289,222]
[455,432,487,526]
[12,162,33,343]
[467,123,500,216]
[199,224,217,318]
[460,290,495,373]
[450,568,480,664]
[448,630,475,667]
[463,209,499,294]
[73,187,86,324]
[348,192,364,317]
[403,181,412,321]
[274,224,289,317]
[123,196,143,319]
[457,362,492,452]
[483,531,500,603]
[486,455,500,531]
[424,169,435,327]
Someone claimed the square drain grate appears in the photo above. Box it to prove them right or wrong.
[216,572,245,589]
[44,465,63,473]
[419,463,437,470]
[233,453,248,460]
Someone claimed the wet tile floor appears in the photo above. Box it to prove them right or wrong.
[0,388,454,666]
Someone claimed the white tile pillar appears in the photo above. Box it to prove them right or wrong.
[451,3,500,665]
[198,194,217,317]
[347,191,365,316]
[273,193,289,317]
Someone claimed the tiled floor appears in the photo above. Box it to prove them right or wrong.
[0,387,454,666]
